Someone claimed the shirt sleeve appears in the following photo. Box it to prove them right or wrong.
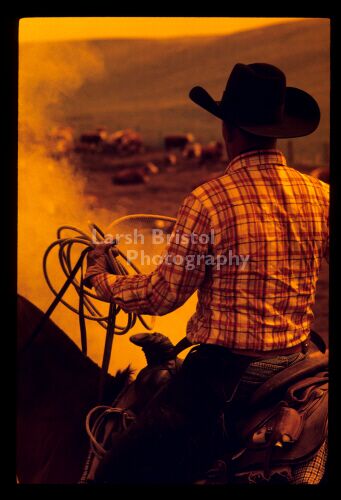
[90,193,211,315]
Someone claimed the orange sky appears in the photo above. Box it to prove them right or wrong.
[19,17,311,43]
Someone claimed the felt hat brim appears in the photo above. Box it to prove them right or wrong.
[189,85,320,138]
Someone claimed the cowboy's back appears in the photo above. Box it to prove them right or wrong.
[86,63,328,356]
[188,149,329,351]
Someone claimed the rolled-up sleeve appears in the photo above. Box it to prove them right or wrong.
[90,193,211,315]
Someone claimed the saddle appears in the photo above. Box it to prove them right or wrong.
[201,352,329,484]
[81,333,182,482]
[82,333,328,484]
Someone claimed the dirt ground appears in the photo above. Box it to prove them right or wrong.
[79,150,329,347]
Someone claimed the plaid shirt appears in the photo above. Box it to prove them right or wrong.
[91,149,329,352]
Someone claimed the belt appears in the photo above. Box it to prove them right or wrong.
[230,339,310,359]
[173,331,326,360]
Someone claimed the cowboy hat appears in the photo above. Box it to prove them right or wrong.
[189,63,320,138]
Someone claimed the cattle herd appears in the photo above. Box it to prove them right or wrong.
[47,126,143,157]
[47,127,223,162]
[46,125,329,185]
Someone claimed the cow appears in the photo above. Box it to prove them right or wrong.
[79,133,103,145]
[104,129,143,156]
[182,142,202,160]
[144,162,159,175]
[96,127,109,141]
[102,133,120,154]
[164,153,177,166]
[75,132,104,154]
[112,167,149,185]
[121,130,143,155]
[199,141,224,163]
[164,133,194,151]
[112,160,159,185]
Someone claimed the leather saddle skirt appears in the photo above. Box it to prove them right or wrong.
[226,352,328,478]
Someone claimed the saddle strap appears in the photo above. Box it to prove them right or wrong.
[172,337,197,357]
[310,330,327,354]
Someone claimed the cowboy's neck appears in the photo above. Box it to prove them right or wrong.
[227,142,278,163]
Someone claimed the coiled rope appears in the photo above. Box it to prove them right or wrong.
[23,214,176,400]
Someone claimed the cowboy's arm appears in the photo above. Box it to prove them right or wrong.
[86,194,211,315]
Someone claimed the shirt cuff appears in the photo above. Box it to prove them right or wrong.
[90,272,120,294]
[82,272,101,289]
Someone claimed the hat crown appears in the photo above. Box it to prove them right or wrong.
[188,61,320,138]
[221,63,287,125]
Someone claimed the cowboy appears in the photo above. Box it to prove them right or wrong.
[84,63,329,483]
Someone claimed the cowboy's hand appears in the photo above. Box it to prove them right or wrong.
[83,242,115,289]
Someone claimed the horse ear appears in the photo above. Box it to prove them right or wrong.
[111,366,134,389]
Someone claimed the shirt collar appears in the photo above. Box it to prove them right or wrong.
[224,149,287,175]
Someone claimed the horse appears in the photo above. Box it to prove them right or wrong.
[16,294,132,484]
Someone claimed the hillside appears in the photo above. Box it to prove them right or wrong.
[21,19,330,163]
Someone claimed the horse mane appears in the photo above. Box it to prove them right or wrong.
[17,294,133,404]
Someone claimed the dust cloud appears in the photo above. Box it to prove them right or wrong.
[18,41,196,374]
[18,41,117,366]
